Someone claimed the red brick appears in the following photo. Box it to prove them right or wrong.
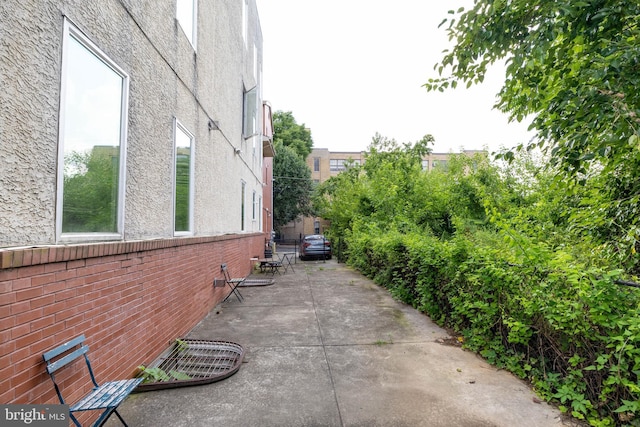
[15,286,43,302]
[54,269,76,281]
[16,307,43,325]
[0,268,18,283]
[67,259,86,269]
[43,281,67,294]
[18,265,44,279]
[32,273,56,287]
[30,335,56,355]
[0,292,16,306]
[14,331,42,349]
[11,300,30,315]
[30,294,55,309]
[11,277,31,291]
[42,301,65,317]
[41,322,65,338]
[55,289,76,302]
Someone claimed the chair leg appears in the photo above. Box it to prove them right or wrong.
[113,410,129,427]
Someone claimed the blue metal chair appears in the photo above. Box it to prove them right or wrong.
[43,335,142,427]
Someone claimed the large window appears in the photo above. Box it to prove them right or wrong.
[313,157,320,172]
[174,121,194,234]
[330,158,360,172]
[57,20,128,239]
[177,0,197,48]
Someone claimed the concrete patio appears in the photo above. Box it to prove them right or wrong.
[106,258,565,427]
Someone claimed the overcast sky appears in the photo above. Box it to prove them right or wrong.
[256,0,535,154]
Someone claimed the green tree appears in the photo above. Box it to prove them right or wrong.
[272,111,313,159]
[272,141,313,231]
[426,1,640,271]
[63,148,119,233]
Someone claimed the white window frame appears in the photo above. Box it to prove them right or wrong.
[252,190,257,221]
[173,119,195,236]
[177,0,198,49]
[243,85,258,139]
[258,196,262,231]
[240,180,246,231]
[56,19,129,243]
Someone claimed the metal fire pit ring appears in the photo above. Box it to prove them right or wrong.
[135,339,244,392]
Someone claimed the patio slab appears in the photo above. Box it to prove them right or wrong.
[107,259,566,427]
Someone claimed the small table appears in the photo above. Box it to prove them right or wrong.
[259,259,282,275]
[279,253,295,273]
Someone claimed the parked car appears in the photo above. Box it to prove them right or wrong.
[299,235,332,260]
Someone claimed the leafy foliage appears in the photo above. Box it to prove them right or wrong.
[63,149,119,233]
[273,141,313,230]
[271,111,315,232]
[272,110,314,159]
[426,1,640,274]
[320,140,640,426]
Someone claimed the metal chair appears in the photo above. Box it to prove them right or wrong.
[220,263,245,302]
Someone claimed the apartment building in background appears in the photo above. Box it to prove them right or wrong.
[0,0,273,411]
[278,148,486,241]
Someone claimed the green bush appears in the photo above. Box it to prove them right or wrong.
[345,229,640,425]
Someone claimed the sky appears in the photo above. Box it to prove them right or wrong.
[255,0,535,154]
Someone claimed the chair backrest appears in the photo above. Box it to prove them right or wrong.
[221,263,231,281]
[43,335,89,374]
[43,335,98,404]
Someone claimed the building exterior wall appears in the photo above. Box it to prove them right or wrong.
[1,0,266,246]
[0,0,271,412]
[0,235,263,419]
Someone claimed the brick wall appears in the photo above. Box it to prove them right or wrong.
[0,233,263,415]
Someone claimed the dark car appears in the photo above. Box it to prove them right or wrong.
[299,235,332,260]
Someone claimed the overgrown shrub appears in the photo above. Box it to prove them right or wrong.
[346,229,640,425]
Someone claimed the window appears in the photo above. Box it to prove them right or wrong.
[174,121,194,234]
[240,181,246,231]
[421,160,429,171]
[252,190,257,221]
[258,196,262,231]
[330,159,346,172]
[177,0,197,48]
[313,157,320,172]
[432,159,448,171]
[243,85,258,138]
[57,20,128,239]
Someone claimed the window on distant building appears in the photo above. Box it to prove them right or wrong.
[313,157,320,172]
[176,0,197,48]
[421,160,429,171]
[432,159,448,171]
[57,20,129,240]
[329,159,346,172]
[174,120,194,234]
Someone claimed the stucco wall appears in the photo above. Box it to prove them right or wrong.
[0,0,266,247]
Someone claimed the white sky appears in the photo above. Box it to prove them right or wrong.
[256,0,535,154]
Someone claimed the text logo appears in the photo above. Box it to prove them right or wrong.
[0,405,68,427]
